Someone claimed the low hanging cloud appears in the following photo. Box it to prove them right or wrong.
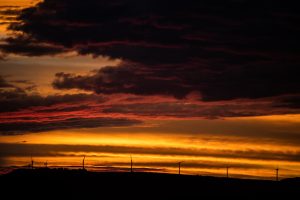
[0,78,142,135]
[52,63,300,102]
[0,36,67,57]
[0,85,103,113]
[52,65,191,99]
[0,76,14,88]
[273,96,300,109]
[0,117,142,135]
[102,101,300,119]
[0,76,300,135]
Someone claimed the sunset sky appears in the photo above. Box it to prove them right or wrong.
[1,0,300,179]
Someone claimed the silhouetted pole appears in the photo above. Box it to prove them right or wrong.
[31,156,34,169]
[130,155,133,173]
[178,162,183,175]
[44,161,48,168]
[276,167,279,181]
[82,155,86,170]
[226,166,229,178]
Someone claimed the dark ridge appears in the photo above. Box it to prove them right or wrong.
[1,168,299,199]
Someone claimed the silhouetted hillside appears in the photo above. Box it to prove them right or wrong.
[1,168,299,199]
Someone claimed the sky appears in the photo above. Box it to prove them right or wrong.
[0,0,300,179]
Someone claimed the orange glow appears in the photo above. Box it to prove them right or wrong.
[1,122,300,179]
[1,0,300,181]
[0,0,40,7]
[228,114,300,123]
[2,130,300,152]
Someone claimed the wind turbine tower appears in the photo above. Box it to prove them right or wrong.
[276,167,279,181]
[31,156,34,169]
[178,162,183,175]
[226,166,230,178]
[82,155,86,170]
[130,155,133,173]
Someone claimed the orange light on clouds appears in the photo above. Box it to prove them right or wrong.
[1,121,300,179]
[0,0,300,181]
[228,114,300,123]
[2,129,300,152]
[0,0,40,7]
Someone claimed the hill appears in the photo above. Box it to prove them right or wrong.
[1,168,299,199]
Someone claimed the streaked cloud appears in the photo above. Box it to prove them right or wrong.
[2,143,300,163]
[1,76,300,135]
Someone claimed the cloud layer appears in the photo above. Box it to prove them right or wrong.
[1,143,300,164]
[0,117,141,135]
[0,1,300,134]
[0,0,299,101]
[1,76,300,135]
[0,77,142,135]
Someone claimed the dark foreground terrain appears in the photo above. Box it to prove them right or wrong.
[1,168,299,199]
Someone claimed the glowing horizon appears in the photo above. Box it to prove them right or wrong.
[1,0,300,180]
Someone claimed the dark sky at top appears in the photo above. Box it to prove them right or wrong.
[1,0,300,101]
[0,0,300,135]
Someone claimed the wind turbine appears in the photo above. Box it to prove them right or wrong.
[31,156,34,169]
[82,155,86,170]
[130,155,133,173]
[275,167,279,181]
[178,161,183,175]
[226,166,230,178]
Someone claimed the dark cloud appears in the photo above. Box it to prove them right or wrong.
[102,101,299,118]
[0,76,13,88]
[52,62,300,101]
[0,77,299,137]
[10,79,35,84]
[273,95,300,109]
[52,65,190,99]
[0,36,67,56]
[0,78,142,135]
[0,86,102,112]
[1,0,300,101]
[0,117,141,135]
